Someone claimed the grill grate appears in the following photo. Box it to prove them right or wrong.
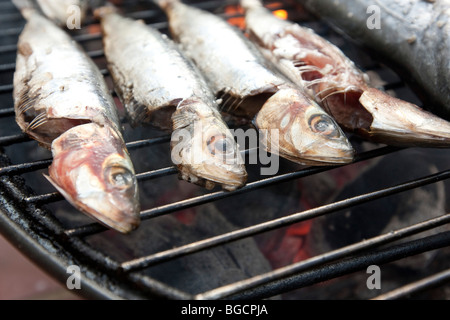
[0,0,449,300]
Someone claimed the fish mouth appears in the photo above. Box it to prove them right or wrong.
[295,154,354,166]
[281,144,355,166]
[76,201,140,234]
[44,173,141,234]
[67,192,141,234]
[271,132,355,166]
[200,171,248,191]
[178,163,248,191]
[289,129,355,165]
[366,129,450,148]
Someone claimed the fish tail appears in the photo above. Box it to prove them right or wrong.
[240,0,264,10]
[12,0,39,20]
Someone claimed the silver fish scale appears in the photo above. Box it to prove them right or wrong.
[165,1,286,99]
[100,12,218,125]
[13,11,121,144]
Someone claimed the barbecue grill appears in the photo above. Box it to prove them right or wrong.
[0,0,449,300]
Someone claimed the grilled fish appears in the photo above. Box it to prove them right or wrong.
[13,8,140,233]
[297,0,450,121]
[95,7,247,191]
[154,0,354,166]
[241,0,450,147]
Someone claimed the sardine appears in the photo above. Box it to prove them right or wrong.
[95,6,247,191]
[241,0,450,147]
[13,8,140,233]
[154,0,355,166]
[296,0,450,121]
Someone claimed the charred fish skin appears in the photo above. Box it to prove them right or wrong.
[96,7,247,191]
[155,0,355,166]
[241,0,450,148]
[13,9,140,233]
[299,0,450,120]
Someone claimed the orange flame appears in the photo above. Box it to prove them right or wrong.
[225,5,246,29]
[266,2,288,20]
[273,9,288,20]
[225,3,288,29]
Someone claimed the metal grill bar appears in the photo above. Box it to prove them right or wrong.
[0,0,449,300]
[125,273,193,300]
[196,216,450,299]
[228,230,450,300]
[0,135,172,175]
[0,84,13,93]
[0,62,15,71]
[372,268,450,300]
[0,132,29,145]
[121,171,450,273]
[64,146,400,238]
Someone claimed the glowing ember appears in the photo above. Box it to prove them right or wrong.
[87,24,101,35]
[225,5,246,29]
[273,9,288,20]
[225,3,287,28]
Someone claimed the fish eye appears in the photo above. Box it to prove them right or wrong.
[309,114,340,138]
[106,165,135,189]
[207,134,235,156]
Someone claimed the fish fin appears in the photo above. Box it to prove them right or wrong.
[26,111,48,131]
[292,60,306,67]
[15,88,40,115]
[216,89,246,114]
[171,105,199,130]
[222,94,244,113]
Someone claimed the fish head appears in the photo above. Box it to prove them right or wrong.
[358,88,450,147]
[171,102,247,191]
[47,123,140,233]
[254,87,354,165]
[316,82,374,133]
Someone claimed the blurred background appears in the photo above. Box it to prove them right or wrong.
[0,233,81,300]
